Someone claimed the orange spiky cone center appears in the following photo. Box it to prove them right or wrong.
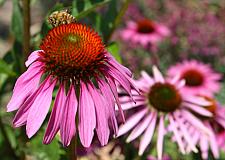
[40,23,105,80]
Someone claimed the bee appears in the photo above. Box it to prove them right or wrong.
[48,9,76,27]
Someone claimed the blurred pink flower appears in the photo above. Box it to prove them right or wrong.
[167,60,222,97]
[217,131,225,152]
[117,66,212,159]
[120,19,170,48]
[7,23,137,148]
[183,97,225,159]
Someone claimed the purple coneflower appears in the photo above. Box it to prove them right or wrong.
[7,23,137,147]
[184,96,225,159]
[117,66,213,159]
[120,19,170,48]
[167,60,222,97]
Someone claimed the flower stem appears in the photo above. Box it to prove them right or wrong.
[22,0,31,67]
[0,116,19,159]
[105,0,131,43]
[68,135,77,160]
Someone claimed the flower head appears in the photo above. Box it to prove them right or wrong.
[183,96,225,159]
[117,66,213,159]
[167,60,222,96]
[120,19,170,48]
[7,23,137,147]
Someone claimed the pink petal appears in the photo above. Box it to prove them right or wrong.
[13,77,48,127]
[152,66,164,83]
[174,113,198,153]
[107,54,132,77]
[126,113,152,142]
[78,81,96,147]
[138,112,157,155]
[200,134,208,159]
[157,116,165,160]
[107,67,132,96]
[25,50,42,67]
[119,101,146,110]
[7,62,43,112]
[182,102,212,117]
[87,82,110,146]
[168,114,185,154]
[98,78,118,135]
[117,108,148,137]
[206,123,219,159]
[181,110,212,136]
[43,84,66,144]
[106,76,125,122]
[141,71,154,84]
[183,95,212,106]
[60,84,77,147]
[26,77,56,138]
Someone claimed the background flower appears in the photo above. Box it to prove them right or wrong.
[117,66,212,159]
[167,60,222,96]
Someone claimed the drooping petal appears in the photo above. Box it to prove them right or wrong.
[43,84,66,144]
[107,53,132,77]
[78,81,96,147]
[98,78,118,135]
[157,116,165,160]
[25,50,42,67]
[60,84,77,147]
[7,62,43,112]
[87,82,110,146]
[26,77,57,138]
[139,112,157,155]
[117,108,148,137]
[13,76,48,127]
[106,76,125,122]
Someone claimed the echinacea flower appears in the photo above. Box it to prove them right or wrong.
[167,60,222,97]
[7,23,137,147]
[120,19,170,48]
[184,96,225,159]
[117,66,213,159]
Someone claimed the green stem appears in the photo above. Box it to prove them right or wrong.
[68,135,77,160]
[105,0,131,43]
[22,0,31,69]
[0,116,19,159]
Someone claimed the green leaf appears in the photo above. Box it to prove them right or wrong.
[215,83,225,105]
[72,0,111,20]
[27,130,64,160]
[0,0,6,7]
[106,42,122,63]
[0,59,16,76]
[11,0,23,42]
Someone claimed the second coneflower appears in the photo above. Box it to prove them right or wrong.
[167,60,222,96]
[117,66,213,159]
[7,22,137,147]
